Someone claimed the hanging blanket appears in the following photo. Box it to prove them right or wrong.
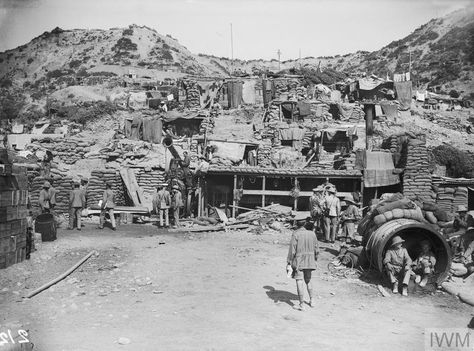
[394,81,412,111]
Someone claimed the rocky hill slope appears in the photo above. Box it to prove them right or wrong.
[1,6,473,96]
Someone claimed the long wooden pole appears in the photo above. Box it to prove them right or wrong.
[27,250,96,298]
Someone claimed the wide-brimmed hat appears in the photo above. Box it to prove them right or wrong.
[391,236,405,246]
[344,196,356,204]
[456,205,467,212]
[312,186,324,192]
[172,184,179,190]
[43,181,51,188]
[327,186,337,194]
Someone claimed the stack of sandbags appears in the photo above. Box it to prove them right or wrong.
[422,201,452,224]
[403,138,433,203]
[186,86,201,108]
[453,187,468,211]
[87,169,125,208]
[135,169,166,196]
[310,101,332,120]
[257,142,273,167]
[28,138,94,165]
[296,86,306,100]
[264,105,280,123]
[436,187,455,213]
[373,207,424,226]
[199,116,215,135]
[333,153,356,170]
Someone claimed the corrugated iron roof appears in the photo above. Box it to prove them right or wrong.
[207,166,362,178]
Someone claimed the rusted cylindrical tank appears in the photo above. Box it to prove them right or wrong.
[365,219,451,283]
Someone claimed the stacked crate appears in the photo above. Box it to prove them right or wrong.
[0,163,29,269]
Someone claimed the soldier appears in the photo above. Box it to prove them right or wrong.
[68,182,85,231]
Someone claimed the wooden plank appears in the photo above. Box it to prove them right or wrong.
[168,223,249,233]
[242,189,353,198]
[262,176,266,207]
[120,168,144,206]
[232,175,237,218]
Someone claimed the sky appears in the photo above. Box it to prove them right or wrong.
[0,0,471,60]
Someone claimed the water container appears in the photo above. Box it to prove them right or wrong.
[35,214,56,241]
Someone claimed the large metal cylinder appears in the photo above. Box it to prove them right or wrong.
[365,219,451,283]
[162,136,181,160]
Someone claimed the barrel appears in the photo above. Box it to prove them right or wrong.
[35,214,57,242]
[365,219,451,283]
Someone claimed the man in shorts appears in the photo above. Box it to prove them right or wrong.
[287,219,320,311]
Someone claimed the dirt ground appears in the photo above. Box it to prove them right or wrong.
[0,223,472,351]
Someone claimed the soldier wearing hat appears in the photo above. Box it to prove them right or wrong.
[453,205,468,235]
[340,196,361,244]
[322,186,340,243]
[411,240,436,287]
[39,180,56,213]
[383,236,412,296]
[287,218,320,311]
[68,181,85,231]
[170,184,183,228]
[99,182,116,230]
[309,186,325,234]
[153,183,171,228]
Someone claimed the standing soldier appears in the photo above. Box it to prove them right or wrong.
[340,196,361,244]
[171,184,183,228]
[99,183,116,231]
[323,186,340,244]
[39,181,54,213]
[287,219,320,311]
[153,183,171,228]
[309,186,324,235]
[68,182,85,231]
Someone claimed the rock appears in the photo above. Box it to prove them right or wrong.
[152,290,163,294]
[118,337,131,345]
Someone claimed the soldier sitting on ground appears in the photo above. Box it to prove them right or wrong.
[411,240,436,287]
[383,236,412,296]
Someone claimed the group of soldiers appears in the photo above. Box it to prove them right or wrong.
[152,182,183,228]
[38,179,117,231]
[308,184,361,244]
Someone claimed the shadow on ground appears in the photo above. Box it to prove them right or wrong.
[263,285,299,307]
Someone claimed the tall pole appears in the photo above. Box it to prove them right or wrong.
[299,48,301,70]
[230,23,234,77]
[277,49,281,71]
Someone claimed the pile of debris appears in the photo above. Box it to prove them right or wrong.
[27,137,95,165]
[422,112,466,132]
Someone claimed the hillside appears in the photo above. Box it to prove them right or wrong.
[0,6,473,96]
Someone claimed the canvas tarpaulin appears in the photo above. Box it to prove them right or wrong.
[362,151,400,187]
[142,117,162,144]
[242,80,257,105]
[197,81,221,108]
[209,141,246,163]
[227,81,243,108]
[381,103,398,119]
[394,81,412,111]
[161,111,204,123]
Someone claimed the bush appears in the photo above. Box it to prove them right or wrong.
[69,59,82,68]
[27,57,34,64]
[46,69,74,79]
[449,89,460,98]
[432,145,474,178]
[112,37,137,52]
[161,49,173,61]
[122,28,134,36]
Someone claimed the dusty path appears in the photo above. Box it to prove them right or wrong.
[0,224,471,351]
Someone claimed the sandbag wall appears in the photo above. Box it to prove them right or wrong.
[135,168,166,197]
[0,168,28,269]
[30,170,75,214]
[86,169,126,208]
[402,138,434,203]
[27,138,95,165]
[432,176,469,213]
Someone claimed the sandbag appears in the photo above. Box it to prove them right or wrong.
[425,211,438,224]
[434,208,449,222]
[384,210,394,222]
[375,199,414,215]
[373,214,387,226]
[422,202,438,212]
[392,208,405,219]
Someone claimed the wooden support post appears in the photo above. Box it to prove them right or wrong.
[232,175,237,218]
[262,176,266,207]
[360,176,364,209]
[197,178,202,217]
[293,177,298,211]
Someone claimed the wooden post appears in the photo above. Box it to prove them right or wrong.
[293,177,298,211]
[262,176,266,207]
[360,176,364,209]
[232,175,237,218]
[197,178,202,217]
[364,103,375,150]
